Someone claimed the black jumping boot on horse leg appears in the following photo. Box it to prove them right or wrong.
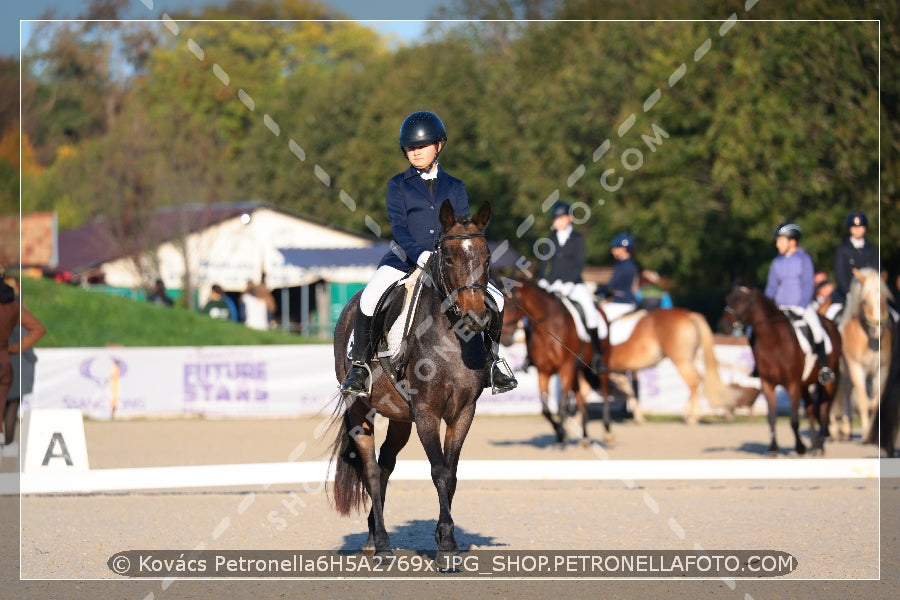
[814,341,834,384]
[589,328,607,374]
[484,307,518,394]
[340,311,374,398]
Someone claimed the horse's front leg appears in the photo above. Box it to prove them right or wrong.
[349,416,392,555]
[847,361,871,440]
[538,372,564,444]
[364,420,413,552]
[433,401,477,570]
[760,380,779,455]
[415,410,460,566]
[786,383,806,456]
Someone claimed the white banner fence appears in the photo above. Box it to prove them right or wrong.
[24,339,763,420]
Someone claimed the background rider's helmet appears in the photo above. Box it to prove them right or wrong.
[845,210,868,228]
[550,201,572,219]
[611,233,635,250]
[398,111,447,148]
[774,222,802,240]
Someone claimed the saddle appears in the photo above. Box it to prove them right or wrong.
[608,310,646,345]
[780,308,833,381]
[553,293,591,342]
[346,269,428,404]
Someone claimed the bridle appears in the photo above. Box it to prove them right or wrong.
[432,230,490,318]
[723,286,754,331]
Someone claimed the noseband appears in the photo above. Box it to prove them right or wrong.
[434,230,489,317]
[724,286,754,329]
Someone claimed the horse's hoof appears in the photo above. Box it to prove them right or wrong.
[795,446,807,456]
[579,438,591,449]
[435,550,461,573]
[604,433,616,447]
[375,548,394,558]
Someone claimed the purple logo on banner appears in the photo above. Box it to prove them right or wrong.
[183,362,269,403]
[79,355,128,388]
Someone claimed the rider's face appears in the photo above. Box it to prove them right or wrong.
[849,224,867,240]
[405,142,440,171]
[552,214,572,231]
[775,236,792,254]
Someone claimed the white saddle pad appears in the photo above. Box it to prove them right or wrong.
[559,296,590,342]
[346,272,422,360]
[609,310,646,346]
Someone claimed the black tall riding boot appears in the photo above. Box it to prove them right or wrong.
[814,341,835,384]
[589,328,607,374]
[340,311,374,397]
[485,307,518,394]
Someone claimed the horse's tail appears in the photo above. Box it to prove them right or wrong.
[327,409,367,516]
[690,312,738,410]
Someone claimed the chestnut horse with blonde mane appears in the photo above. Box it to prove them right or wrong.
[831,268,894,443]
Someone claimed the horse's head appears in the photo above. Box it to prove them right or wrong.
[847,268,893,337]
[435,199,492,334]
[719,285,755,334]
[498,278,529,345]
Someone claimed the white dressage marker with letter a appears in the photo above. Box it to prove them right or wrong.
[21,409,90,472]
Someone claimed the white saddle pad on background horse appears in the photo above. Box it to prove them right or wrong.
[609,310,646,346]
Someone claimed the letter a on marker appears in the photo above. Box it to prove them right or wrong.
[42,432,75,466]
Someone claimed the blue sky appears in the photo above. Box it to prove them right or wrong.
[4,0,440,57]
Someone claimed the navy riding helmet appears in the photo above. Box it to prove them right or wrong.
[845,210,868,228]
[399,111,447,149]
[550,201,571,219]
[611,233,635,249]
[774,222,802,240]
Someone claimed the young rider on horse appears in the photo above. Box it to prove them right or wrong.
[339,110,517,398]
[535,200,607,372]
[765,221,835,384]
[827,210,879,321]
[595,233,639,322]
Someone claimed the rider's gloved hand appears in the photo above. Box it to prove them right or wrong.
[417,251,433,268]
[538,278,550,289]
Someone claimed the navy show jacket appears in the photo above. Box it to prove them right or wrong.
[378,165,471,271]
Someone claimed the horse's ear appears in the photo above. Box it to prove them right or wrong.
[472,201,491,230]
[853,268,864,283]
[439,199,456,232]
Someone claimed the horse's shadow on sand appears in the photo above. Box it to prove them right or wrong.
[338,519,506,553]
[706,429,866,457]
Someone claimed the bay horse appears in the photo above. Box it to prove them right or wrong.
[330,200,492,562]
[720,286,841,455]
[498,277,612,448]
[606,307,739,425]
[831,268,893,443]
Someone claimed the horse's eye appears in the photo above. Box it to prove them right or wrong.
[444,257,454,266]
